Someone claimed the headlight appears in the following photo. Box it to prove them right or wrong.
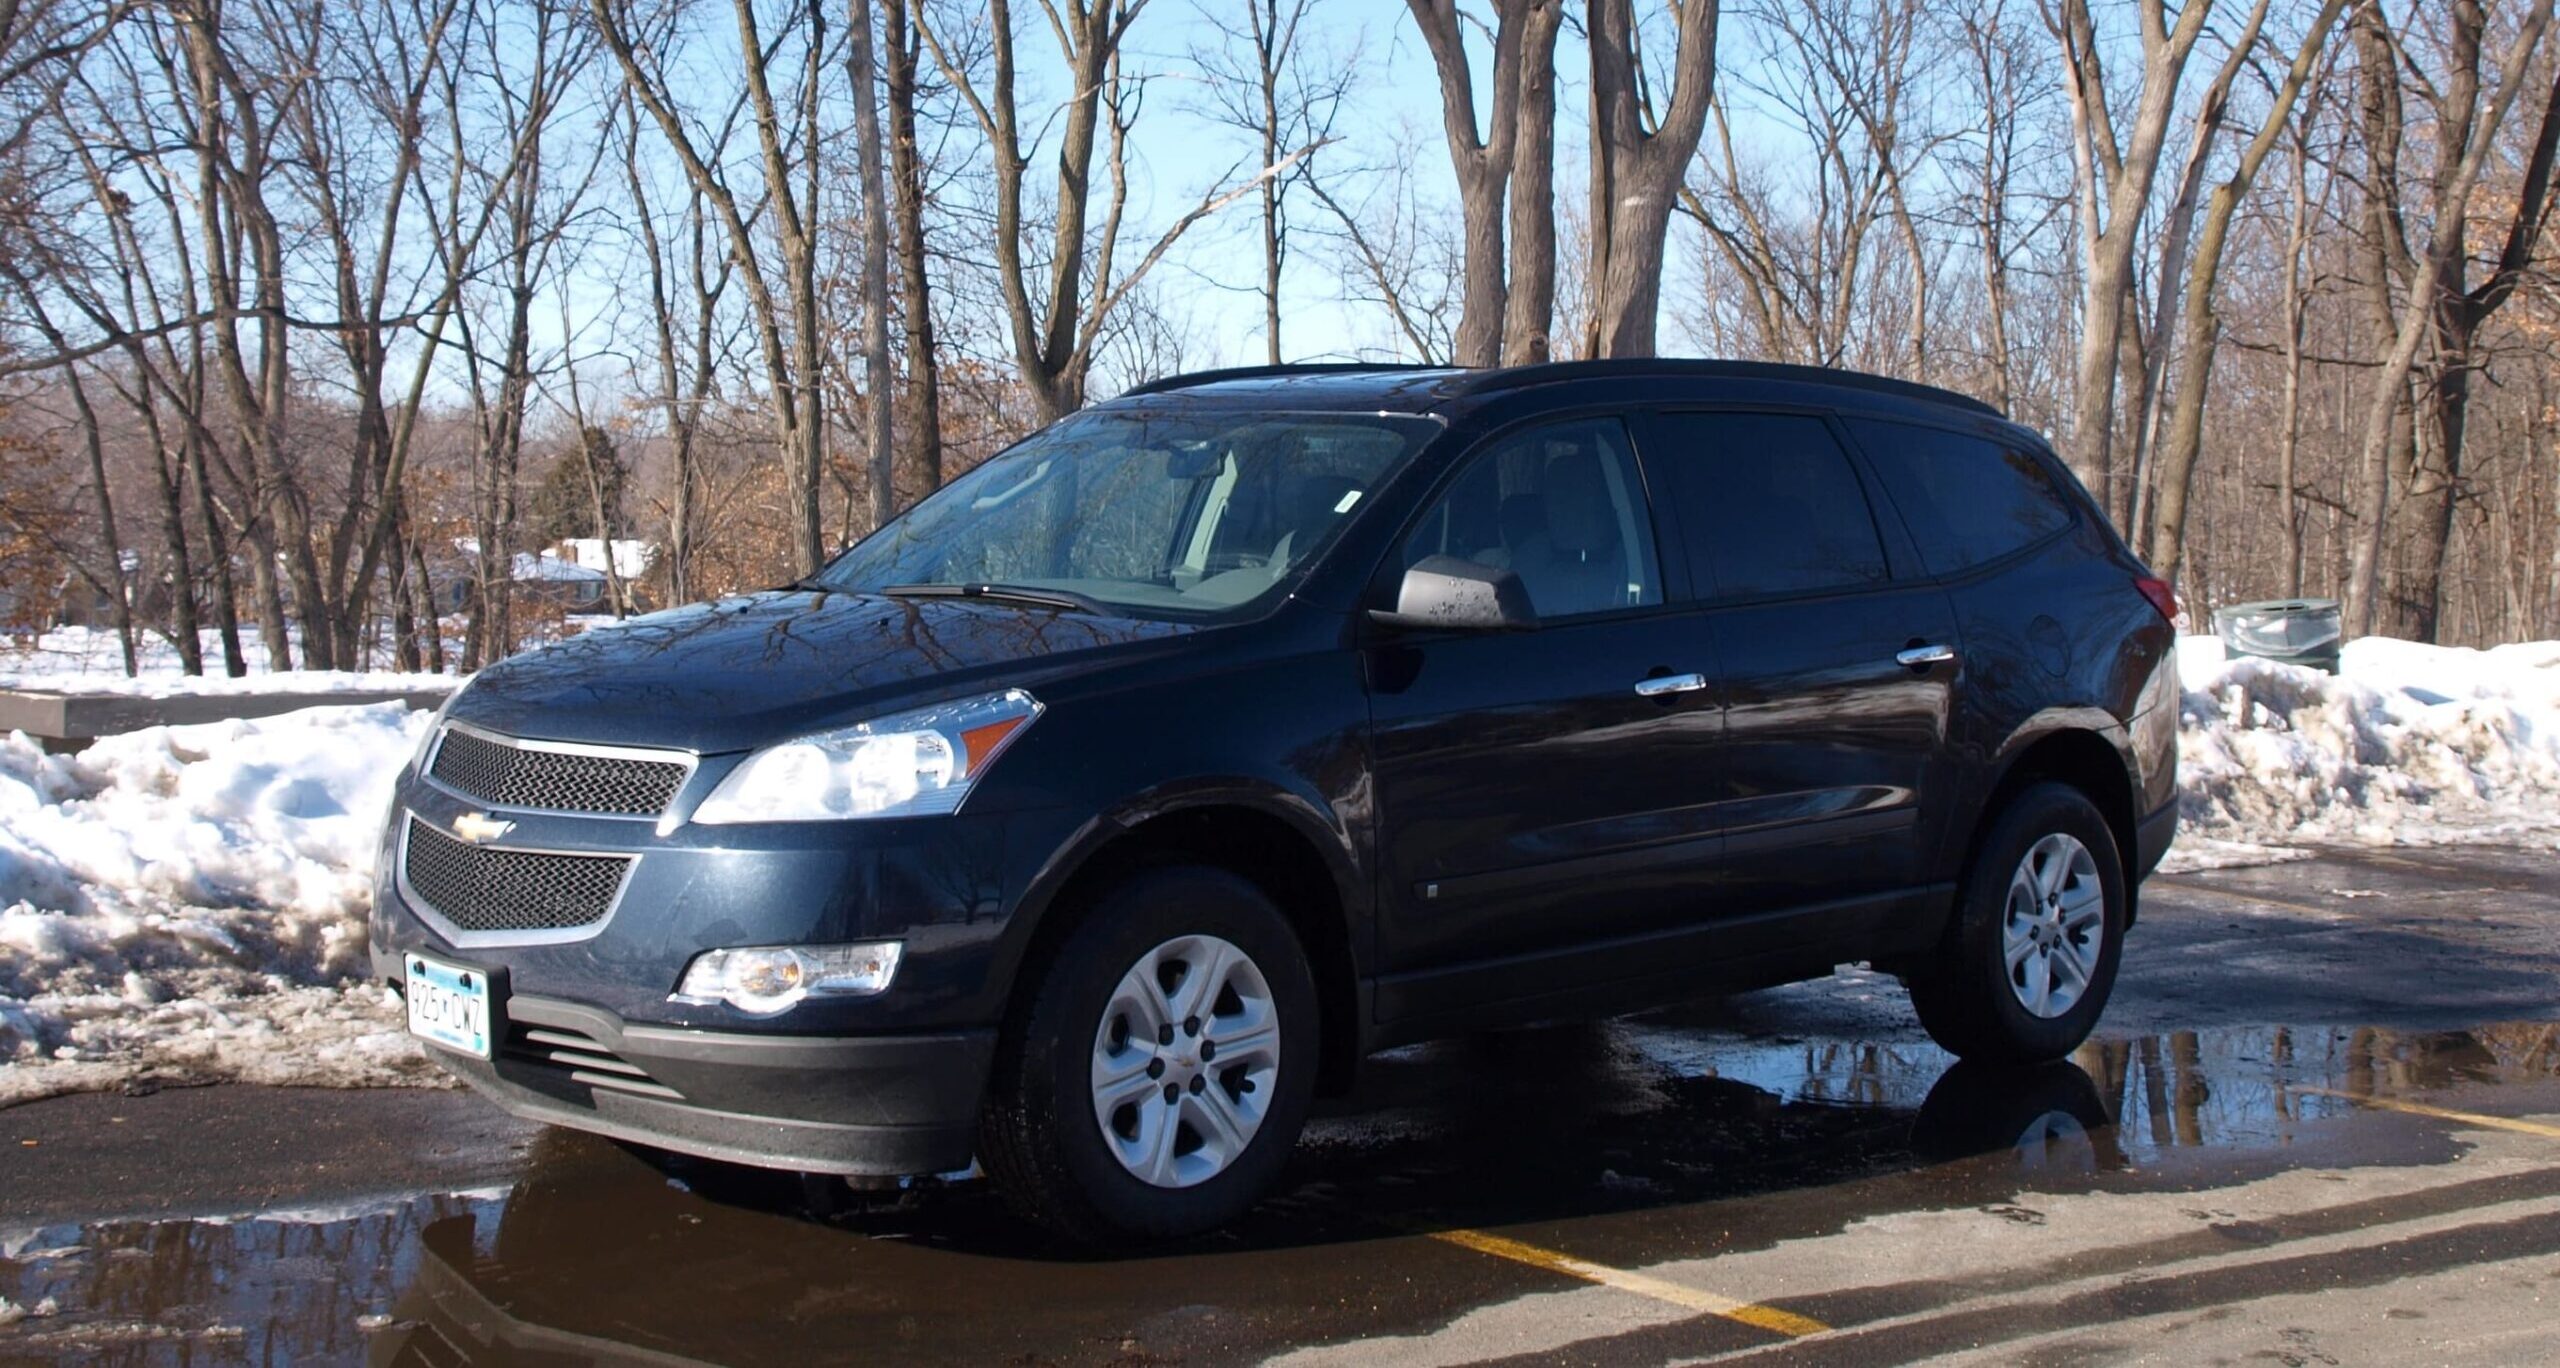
[673,942,903,1014]
[691,688,1042,824]
[410,681,468,775]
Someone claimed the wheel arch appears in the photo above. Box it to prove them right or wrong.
[1002,787,1369,1096]
[1966,716,2145,923]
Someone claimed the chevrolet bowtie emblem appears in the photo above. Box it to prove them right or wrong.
[452,812,516,845]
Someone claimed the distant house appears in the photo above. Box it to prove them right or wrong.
[548,538,657,582]
[443,539,660,615]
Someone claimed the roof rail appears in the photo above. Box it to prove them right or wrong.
[1119,362,1457,397]
[1450,358,2002,418]
[1117,357,2003,419]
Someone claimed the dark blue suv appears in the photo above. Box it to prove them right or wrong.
[371,361,2180,1242]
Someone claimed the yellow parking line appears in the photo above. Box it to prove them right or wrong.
[1426,1226,1829,1338]
[2288,1086,2560,1140]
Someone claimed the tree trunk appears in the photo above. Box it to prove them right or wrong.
[1405,0,1532,367]
[849,0,897,533]
[1584,0,1718,359]
[2129,4,2267,553]
[2404,62,2560,641]
[187,404,246,677]
[2150,0,2342,589]
[145,405,203,674]
[2345,0,2555,637]
[63,368,136,676]
[2050,0,2213,514]
[2278,114,2312,598]
[1500,2,1563,365]
[883,0,941,490]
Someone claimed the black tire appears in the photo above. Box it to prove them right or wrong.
[978,865,1319,1245]
[1908,782,2126,1065]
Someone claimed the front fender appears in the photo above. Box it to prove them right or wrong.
[983,774,1374,1014]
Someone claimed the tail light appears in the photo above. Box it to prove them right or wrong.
[2134,576,2178,623]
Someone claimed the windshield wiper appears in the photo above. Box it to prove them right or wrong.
[880,582,1118,617]
[783,576,838,594]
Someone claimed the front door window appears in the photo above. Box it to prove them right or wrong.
[1397,417,1663,621]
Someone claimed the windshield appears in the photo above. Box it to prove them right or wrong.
[816,410,1440,619]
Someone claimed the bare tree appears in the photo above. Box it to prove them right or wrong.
[1683,0,1933,375]
[1190,0,1351,365]
[595,0,834,573]
[1305,134,1461,362]
[920,0,1293,418]
[2272,72,2332,597]
[618,88,737,606]
[2148,0,2347,586]
[1584,0,1718,358]
[1953,2,2041,412]
[881,0,939,489]
[2401,13,2560,641]
[847,0,894,531]
[2124,0,2273,546]
[1404,0,1560,366]
[2046,0,2214,520]
[918,0,1143,419]
[2343,0,2556,637]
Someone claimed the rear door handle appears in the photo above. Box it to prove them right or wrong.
[1634,671,1711,697]
[1896,643,1957,669]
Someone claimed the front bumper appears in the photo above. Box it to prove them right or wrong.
[392,981,992,1176]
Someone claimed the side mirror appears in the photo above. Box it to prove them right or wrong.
[1368,555,1537,632]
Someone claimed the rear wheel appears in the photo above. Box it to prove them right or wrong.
[979,866,1317,1244]
[1909,782,2125,1064]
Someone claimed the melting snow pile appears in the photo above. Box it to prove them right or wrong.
[0,634,2555,1102]
[2172,635,2560,868]
[0,703,444,1103]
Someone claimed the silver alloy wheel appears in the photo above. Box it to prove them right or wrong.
[1089,933,1282,1189]
[2001,832,2104,1019]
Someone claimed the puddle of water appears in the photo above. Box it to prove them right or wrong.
[0,1191,506,1364]
[0,1021,2551,1367]
[1621,1020,2560,1165]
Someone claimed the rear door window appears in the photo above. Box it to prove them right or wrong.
[1644,411,1891,599]
[1843,419,2076,574]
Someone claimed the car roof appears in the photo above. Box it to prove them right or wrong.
[1109,359,2004,422]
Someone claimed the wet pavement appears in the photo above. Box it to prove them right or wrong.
[3,844,2558,1365]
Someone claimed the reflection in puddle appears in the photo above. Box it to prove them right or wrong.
[1622,1021,2560,1164]
[0,1022,2552,1366]
[0,1191,505,1363]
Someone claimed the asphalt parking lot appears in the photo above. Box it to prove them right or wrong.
[4,843,2559,1366]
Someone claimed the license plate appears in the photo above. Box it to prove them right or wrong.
[405,952,495,1059]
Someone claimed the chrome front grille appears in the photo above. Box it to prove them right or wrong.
[427,725,689,818]
[402,817,632,935]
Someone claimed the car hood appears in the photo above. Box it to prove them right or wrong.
[449,590,1198,752]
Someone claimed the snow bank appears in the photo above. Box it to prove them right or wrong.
[0,703,445,1104]
[2170,635,2560,868]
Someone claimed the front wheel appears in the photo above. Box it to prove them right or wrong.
[1908,782,2126,1064]
[979,866,1318,1244]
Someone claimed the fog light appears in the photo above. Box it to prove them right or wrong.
[672,943,902,1014]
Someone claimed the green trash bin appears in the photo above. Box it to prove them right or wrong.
[2211,598,2343,673]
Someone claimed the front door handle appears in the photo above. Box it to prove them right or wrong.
[1634,671,1711,697]
[1896,643,1958,669]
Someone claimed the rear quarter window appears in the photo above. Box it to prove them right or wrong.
[1843,419,2077,574]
